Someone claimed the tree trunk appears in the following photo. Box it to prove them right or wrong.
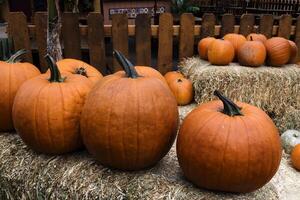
[47,0,63,61]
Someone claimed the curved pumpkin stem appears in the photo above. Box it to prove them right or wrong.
[6,49,27,63]
[214,90,243,117]
[45,54,65,83]
[113,50,139,79]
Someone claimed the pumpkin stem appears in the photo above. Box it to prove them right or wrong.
[113,50,139,79]
[75,67,88,77]
[250,36,253,41]
[6,49,27,63]
[214,90,243,117]
[45,54,65,83]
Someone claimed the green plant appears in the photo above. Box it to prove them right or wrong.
[171,0,200,15]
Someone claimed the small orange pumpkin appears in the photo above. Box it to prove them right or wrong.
[198,37,216,60]
[288,40,298,64]
[164,71,184,85]
[224,33,247,59]
[0,49,40,131]
[246,33,267,43]
[238,37,267,67]
[291,144,300,171]
[265,37,291,67]
[168,77,194,106]
[208,39,235,65]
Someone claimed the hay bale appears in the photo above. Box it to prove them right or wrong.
[179,57,300,133]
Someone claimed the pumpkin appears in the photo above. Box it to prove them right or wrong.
[288,40,298,64]
[0,49,40,131]
[80,50,179,170]
[291,144,300,171]
[265,37,291,67]
[246,33,267,43]
[177,91,282,193]
[208,39,235,65]
[55,59,103,84]
[198,37,216,60]
[224,33,247,60]
[164,71,184,85]
[168,77,194,106]
[238,37,267,67]
[281,130,300,154]
[12,55,93,154]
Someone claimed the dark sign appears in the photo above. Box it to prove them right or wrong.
[109,7,166,19]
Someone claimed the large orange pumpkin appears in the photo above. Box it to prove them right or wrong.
[288,40,298,64]
[198,37,216,60]
[224,33,247,60]
[177,91,282,193]
[12,55,93,154]
[164,71,184,85]
[0,49,40,131]
[55,59,102,85]
[208,39,235,65]
[80,50,179,170]
[238,38,266,67]
[291,144,300,171]
[265,37,291,67]
[246,33,267,43]
[168,77,194,106]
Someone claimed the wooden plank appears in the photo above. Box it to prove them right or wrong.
[179,13,195,60]
[62,12,81,59]
[34,12,47,72]
[294,16,300,62]
[135,14,151,66]
[7,12,32,62]
[200,13,216,39]
[87,12,107,75]
[112,14,128,72]
[220,14,235,37]
[239,14,255,36]
[278,14,292,39]
[157,13,173,75]
[259,14,274,38]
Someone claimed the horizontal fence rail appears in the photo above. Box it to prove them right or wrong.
[7,12,300,75]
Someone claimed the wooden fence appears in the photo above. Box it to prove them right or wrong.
[7,11,300,75]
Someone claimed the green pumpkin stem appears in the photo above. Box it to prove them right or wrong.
[214,90,243,117]
[6,49,27,63]
[45,54,65,83]
[113,50,139,79]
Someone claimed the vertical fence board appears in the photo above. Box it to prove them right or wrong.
[87,13,107,75]
[8,12,32,62]
[157,13,173,75]
[239,14,255,36]
[136,14,151,66]
[34,12,47,72]
[295,16,300,62]
[179,13,195,60]
[259,14,274,38]
[220,14,235,37]
[112,14,128,72]
[278,14,292,39]
[200,13,216,39]
[62,12,81,59]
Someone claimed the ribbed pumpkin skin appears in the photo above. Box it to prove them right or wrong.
[0,61,40,131]
[177,101,282,193]
[291,144,300,171]
[168,78,194,106]
[12,73,93,154]
[246,33,267,43]
[164,71,184,85]
[56,59,103,84]
[288,40,298,64]
[238,40,266,67]
[265,37,291,67]
[81,74,179,170]
[224,33,247,59]
[208,39,235,65]
[198,37,216,60]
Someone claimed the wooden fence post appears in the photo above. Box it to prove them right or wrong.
[259,14,274,38]
[200,13,216,39]
[179,13,195,60]
[136,14,151,66]
[295,16,300,62]
[239,14,255,36]
[220,14,235,37]
[278,14,292,39]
